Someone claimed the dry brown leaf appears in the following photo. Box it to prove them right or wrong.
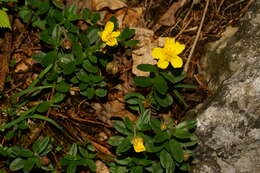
[122,8,144,27]
[158,0,190,26]
[93,0,127,11]
[77,0,127,11]
[0,55,9,91]
[132,28,157,76]
[91,141,115,157]
[96,160,110,173]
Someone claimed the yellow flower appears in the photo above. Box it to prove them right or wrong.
[161,123,167,131]
[132,136,146,152]
[100,21,120,47]
[152,38,185,69]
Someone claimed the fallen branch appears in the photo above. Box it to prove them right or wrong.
[184,0,209,72]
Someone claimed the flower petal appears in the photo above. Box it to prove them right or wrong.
[104,21,114,33]
[170,56,183,68]
[101,31,109,42]
[157,59,169,69]
[174,42,185,55]
[152,48,166,59]
[132,137,146,153]
[111,31,120,38]
[106,38,118,46]
[164,37,175,51]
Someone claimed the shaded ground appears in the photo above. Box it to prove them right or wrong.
[0,0,254,172]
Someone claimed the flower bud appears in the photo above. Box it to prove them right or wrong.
[106,61,119,75]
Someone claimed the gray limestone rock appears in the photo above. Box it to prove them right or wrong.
[191,1,260,173]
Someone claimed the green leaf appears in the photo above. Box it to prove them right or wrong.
[124,40,139,47]
[64,4,79,21]
[86,159,96,172]
[70,76,79,84]
[79,147,96,159]
[172,129,192,139]
[64,21,79,33]
[11,147,34,157]
[137,64,158,73]
[30,114,63,131]
[79,34,90,48]
[130,166,143,173]
[51,92,66,103]
[76,70,90,83]
[69,144,78,156]
[88,55,97,64]
[5,129,15,140]
[154,131,171,143]
[86,87,95,99]
[61,61,76,75]
[51,0,65,9]
[72,43,83,62]
[151,162,163,173]
[112,120,130,135]
[44,51,57,67]
[32,137,50,154]
[168,139,183,163]
[132,158,153,166]
[56,81,70,93]
[115,157,132,165]
[173,89,188,107]
[91,75,103,83]
[18,8,31,23]
[39,144,52,156]
[95,88,107,97]
[159,150,174,169]
[0,107,37,131]
[0,10,11,29]
[124,117,133,131]
[154,92,173,108]
[78,147,89,158]
[83,60,98,73]
[108,136,125,146]
[40,31,56,47]
[134,76,153,87]
[41,164,54,171]
[136,109,151,130]
[37,101,50,113]
[9,158,25,171]
[116,138,131,154]
[180,163,190,171]
[153,75,168,95]
[79,83,88,90]
[160,71,186,84]
[82,8,91,20]
[86,26,100,45]
[175,120,197,130]
[35,0,50,15]
[124,92,145,100]
[23,157,37,173]
[150,118,161,134]
[91,12,100,24]
[51,24,62,46]
[119,28,135,41]
[32,19,46,30]
[108,16,118,28]
[125,98,141,105]
[67,163,77,173]
[110,166,128,173]
[181,140,198,147]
